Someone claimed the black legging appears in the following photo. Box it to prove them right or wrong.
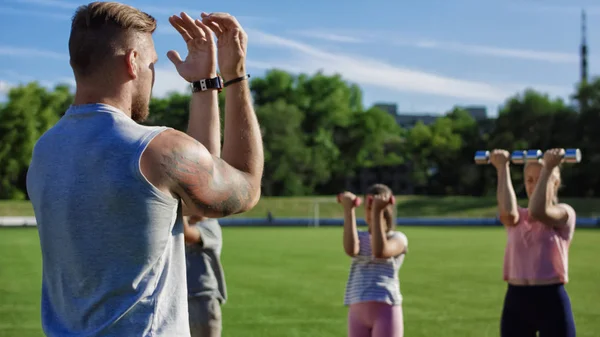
[501,284,576,337]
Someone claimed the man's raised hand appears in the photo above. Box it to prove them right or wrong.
[200,12,248,81]
[167,12,217,82]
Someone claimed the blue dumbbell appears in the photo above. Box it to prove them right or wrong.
[474,150,527,165]
[525,149,582,164]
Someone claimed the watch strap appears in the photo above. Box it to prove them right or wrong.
[191,77,223,93]
[224,74,250,87]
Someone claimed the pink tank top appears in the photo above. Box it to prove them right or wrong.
[503,204,576,284]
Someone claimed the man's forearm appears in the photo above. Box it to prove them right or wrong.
[187,90,221,156]
[221,80,264,178]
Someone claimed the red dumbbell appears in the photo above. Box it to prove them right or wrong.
[366,195,396,206]
[337,193,363,207]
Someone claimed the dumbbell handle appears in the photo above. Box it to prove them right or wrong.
[475,148,582,165]
[474,150,527,165]
[525,149,582,164]
[337,194,362,207]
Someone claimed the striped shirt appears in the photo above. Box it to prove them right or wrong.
[344,230,408,306]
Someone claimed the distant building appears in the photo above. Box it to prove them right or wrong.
[461,105,488,120]
[373,103,488,129]
[394,114,439,128]
[373,103,397,116]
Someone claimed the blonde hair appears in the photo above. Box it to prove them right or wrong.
[69,2,157,78]
[524,162,561,204]
[366,184,396,232]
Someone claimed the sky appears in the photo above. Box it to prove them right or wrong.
[1,0,599,117]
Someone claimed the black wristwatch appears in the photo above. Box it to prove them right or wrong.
[190,77,223,93]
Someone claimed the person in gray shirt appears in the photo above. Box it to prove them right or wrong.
[25,4,262,336]
[184,215,227,337]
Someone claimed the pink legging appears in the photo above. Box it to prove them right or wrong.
[348,301,403,337]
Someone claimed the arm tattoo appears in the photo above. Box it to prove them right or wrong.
[162,136,252,217]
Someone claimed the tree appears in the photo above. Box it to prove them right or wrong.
[0,82,71,199]
[570,77,600,196]
[255,99,311,195]
[429,108,486,195]
[2,70,597,199]
[250,69,378,194]
[341,106,404,169]
[403,121,434,191]
[489,89,573,150]
[487,89,578,196]
[147,92,193,132]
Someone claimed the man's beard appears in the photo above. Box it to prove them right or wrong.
[131,93,150,123]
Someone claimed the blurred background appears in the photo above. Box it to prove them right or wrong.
[1,1,599,336]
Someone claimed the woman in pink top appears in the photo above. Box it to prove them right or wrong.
[491,148,576,337]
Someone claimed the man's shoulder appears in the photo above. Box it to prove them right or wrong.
[141,129,214,191]
[30,119,76,165]
[140,128,189,171]
[143,128,210,160]
[33,119,65,146]
[145,127,186,143]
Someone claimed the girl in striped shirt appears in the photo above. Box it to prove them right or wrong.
[339,184,408,337]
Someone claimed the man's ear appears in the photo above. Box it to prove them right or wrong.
[125,49,138,79]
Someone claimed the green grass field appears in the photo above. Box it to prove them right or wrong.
[1,227,599,337]
[3,195,600,218]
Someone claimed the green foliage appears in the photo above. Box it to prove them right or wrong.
[1,70,599,199]
[0,82,71,199]
[146,92,191,131]
[256,99,311,196]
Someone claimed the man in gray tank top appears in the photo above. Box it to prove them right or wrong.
[26,3,263,337]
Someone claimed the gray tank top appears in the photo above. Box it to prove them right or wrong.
[26,103,190,336]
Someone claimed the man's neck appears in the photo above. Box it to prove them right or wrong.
[72,86,132,118]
